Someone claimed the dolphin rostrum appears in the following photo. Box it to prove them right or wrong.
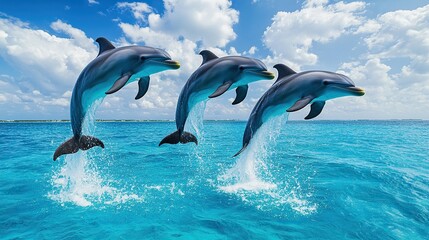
[159,50,275,146]
[53,37,180,160]
[234,64,365,157]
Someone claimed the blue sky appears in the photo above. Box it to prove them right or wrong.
[0,0,428,120]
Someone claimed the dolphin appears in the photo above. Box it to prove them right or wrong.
[53,37,180,160]
[159,50,275,146]
[234,64,365,156]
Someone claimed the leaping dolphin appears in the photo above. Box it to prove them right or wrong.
[234,64,365,156]
[53,37,180,160]
[159,50,275,146]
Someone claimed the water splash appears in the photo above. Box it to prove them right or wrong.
[185,101,208,165]
[49,100,143,207]
[218,114,317,215]
[186,100,207,144]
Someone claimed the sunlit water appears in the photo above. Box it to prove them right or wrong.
[1,119,428,239]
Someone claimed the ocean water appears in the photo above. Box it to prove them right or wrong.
[1,119,428,239]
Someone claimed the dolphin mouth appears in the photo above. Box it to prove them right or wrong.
[344,86,365,96]
[161,59,181,69]
[247,70,275,79]
[150,59,180,69]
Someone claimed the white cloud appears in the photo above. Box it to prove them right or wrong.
[242,46,257,56]
[119,0,238,48]
[1,1,427,120]
[247,46,257,55]
[0,16,98,119]
[88,0,99,5]
[335,58,429,119]
[361,4,429,82]
[115,0,243,119]
[261,2,429,120]
[326,4,429,119]
[0,17,97,96]
[355,19,381,34]
[117,2,152,22]
[263,0,366,68]
[0,75,71,119]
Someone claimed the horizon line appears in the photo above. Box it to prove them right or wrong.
[0,119,426,122]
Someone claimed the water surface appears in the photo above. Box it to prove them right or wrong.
[1,120,428,239]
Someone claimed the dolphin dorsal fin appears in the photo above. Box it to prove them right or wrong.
[199,50,218,65]
[273,64,296,83]
[96,37,115,56]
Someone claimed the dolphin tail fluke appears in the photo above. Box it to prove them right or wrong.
[180,132,198,144]
[159,131,198,146]
[233,143,249,157]
[53,137,79,161]
[79,135,105,150]
[53,135,105,161]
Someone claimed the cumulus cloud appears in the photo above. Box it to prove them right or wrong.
[329,4,429,119]
[0,74,72,119]
[116,0,252,119]
[116,2,152,22]
[262,1,429,120]
[336,58,429,119]
[1,1,428,121]
[0,16,98,119]
[263,0,366,68]
[119,0,239,48]
[361,4,429,84]
[0,17,97,96]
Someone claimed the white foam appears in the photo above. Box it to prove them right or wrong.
[218,114,318,215]
[143,182,186,196]
[219,181,277,192]
[49,151,144,207]
[49,101,143,207]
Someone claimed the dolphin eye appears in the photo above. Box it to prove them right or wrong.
[140,56,146,61]
[322,80,329,86]
[239,66,244,70]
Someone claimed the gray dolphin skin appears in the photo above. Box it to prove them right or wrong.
[234,64,365,157]
[53,37,180,160]
[159,50,275,146]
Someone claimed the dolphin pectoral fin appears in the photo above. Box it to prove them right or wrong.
[135,76,150,100]
[96,37,115,56]
[159,131,198,146]
[287,97,314,112]
[233,143,248,157]
[53,137,79,161]
[105,74,131,94]
[305,101,326,120]
[232,85,248,105]
[79,135,105,150]
[209,81,232,98]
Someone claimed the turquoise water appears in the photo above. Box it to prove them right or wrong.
[1,120,428,239]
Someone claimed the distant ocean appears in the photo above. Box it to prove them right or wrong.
[1,119,428,239]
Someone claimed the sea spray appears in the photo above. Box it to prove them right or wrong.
[183,100,219,190]
[219,114,287,190]
[49,100,143,207]
[218,114,317,214]
[186,100,207,145]
[185,100,207,166]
